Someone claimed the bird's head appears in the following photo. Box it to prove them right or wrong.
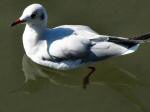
[11,4,48,27]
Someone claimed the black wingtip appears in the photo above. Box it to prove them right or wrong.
[133,33,150,40]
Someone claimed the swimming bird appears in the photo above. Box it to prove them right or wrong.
[11,3,150,89]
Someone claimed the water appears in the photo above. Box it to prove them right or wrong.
[1,0,150,112]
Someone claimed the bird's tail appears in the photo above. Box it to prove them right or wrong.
[122,33,150,55]
[131,33,150,43]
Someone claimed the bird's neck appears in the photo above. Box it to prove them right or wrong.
[25,24,46,34]
[23,24,46,57]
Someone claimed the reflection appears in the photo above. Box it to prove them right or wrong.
[20,54,148,111]
[22,54,150,89]
[92,64,148,112]
[22,54,83,90]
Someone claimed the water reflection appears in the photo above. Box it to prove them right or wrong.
[20,54,150,112]
[22,55,83,91]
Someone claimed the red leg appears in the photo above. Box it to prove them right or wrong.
[83,67,96,89]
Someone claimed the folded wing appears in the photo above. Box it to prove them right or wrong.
[47,25,139,62]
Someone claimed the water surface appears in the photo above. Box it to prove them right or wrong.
[1,0,150,112]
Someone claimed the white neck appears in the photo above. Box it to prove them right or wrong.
[23,24,45,57]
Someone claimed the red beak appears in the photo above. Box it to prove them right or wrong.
[11,19,25,27]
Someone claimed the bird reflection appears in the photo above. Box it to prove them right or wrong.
[22,54,149,88]
[20,54,148,111]
[22,54,83,89]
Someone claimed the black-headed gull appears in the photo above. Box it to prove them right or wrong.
[11,4,150,89]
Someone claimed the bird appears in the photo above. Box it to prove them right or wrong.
[11,3,150,89]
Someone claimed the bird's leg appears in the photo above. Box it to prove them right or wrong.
[83,66,96,89]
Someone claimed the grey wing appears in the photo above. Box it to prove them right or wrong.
[47,24,139,62]
[47,35,139,62]
[48,36,92,61]
[46,25,107,61]
[89,36,139,61]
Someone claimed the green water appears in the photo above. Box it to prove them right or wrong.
[1,0,150,112]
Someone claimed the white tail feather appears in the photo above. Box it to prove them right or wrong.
[122,44,140,55]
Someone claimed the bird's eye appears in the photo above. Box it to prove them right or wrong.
[31,13,36,19]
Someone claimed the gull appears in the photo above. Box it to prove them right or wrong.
[11,3,150,89]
